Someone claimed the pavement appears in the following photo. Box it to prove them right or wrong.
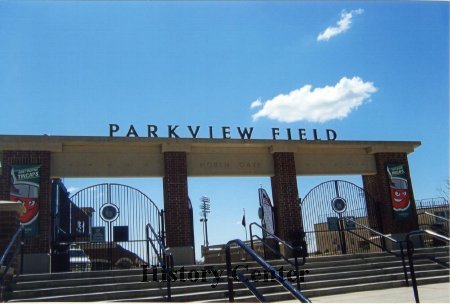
[308,282,450,303]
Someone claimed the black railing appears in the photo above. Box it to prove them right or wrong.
[418,211,449,239]
[406,229,450,303]
[343,217,409,285]
[145,223,173,302]
[416,197,448,209]
[249,222,307,290]
[0,226,24,288]
[235,271,267,302]
[225,239,311,303]
[419,211,449,223]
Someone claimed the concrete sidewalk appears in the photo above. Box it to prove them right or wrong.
[309,282,450,303]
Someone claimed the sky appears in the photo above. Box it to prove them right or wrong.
[0,1,448,261]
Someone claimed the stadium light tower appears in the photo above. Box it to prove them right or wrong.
[199,196,211,247]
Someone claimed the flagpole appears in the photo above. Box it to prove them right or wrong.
[243,208,248,241]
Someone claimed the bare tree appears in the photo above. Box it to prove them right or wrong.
[437,179,449,202]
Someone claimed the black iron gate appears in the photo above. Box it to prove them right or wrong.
[53,182,164,271]
[300,180,382,257]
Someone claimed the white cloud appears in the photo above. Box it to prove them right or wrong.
[250,98,262,109]
[317,9,364,42]
[251,77,377,123]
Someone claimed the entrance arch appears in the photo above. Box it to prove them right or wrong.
[0,135,420,268]
[300,180,382,256]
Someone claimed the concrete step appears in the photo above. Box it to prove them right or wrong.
[8,265,448,302]
[10,256,412,291]
[204,276,450,303]
[10,257,415,292]
[5,248,449,302]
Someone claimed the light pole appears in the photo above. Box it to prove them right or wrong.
[199,196,211,247]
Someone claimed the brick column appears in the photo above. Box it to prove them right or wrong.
[271,152,303,254]
[0,151,51,273]
[363,153,419,236]
[163,151,195,265]
[0,202,23,261]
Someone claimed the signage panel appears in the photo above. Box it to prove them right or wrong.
[91,226,105,242]
[10,165,41,237]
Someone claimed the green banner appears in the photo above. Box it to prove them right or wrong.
[10,165,41,236]
[387,164,412,220]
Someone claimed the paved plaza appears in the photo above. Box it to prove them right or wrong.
[309,283,450,303]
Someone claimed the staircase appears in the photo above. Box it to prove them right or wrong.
[5,247,449,302]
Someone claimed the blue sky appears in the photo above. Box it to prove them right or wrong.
[0,1,448,260]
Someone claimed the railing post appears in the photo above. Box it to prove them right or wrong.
[166,255,173,302]
[160,210,166,247]
[399,241,409,286]
[225,245,234,302]
[294,257,300,291]
[145,226,150,265]
[249,224,254,250]
[406,237,419,303]
[20,228,25,275]
[338,216,347,254]
[146,222,174,302]
[380,234,387,251]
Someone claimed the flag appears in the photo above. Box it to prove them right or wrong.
[259,188,275,237]
[261,188,272,207]
[241,214,246,227]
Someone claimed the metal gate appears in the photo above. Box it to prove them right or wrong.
[300,180,382,257]
[416,197,449,246]
[53,182,164,271]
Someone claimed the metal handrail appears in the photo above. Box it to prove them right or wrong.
[0,226,24,288]
[249,222,306,290]
[406,229,450,303]
[343,217,409,285]
[236,272,267,302]
[419,211,450,223]
[145,223,173,302]
[225,239,311,303]
[418,212,450,237]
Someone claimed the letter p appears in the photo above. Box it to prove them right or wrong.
[109,124,119,137]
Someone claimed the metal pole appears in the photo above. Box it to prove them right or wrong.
[338,214,347,254]
[160,210,166,247]
[145,225,150,265]
[295,257,300,291]
[20,228,24,275]
[249,224,254,250]
[244,208,248,241]
[200,197,211,247]
[205,218,209,247]
[399,241,409,286]
[225,245,235,302]
[406,238,420,303]
[109,222,113,270]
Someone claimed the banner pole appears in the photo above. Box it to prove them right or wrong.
[244,208,247,241]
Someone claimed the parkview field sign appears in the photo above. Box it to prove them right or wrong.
[108,124,338,141]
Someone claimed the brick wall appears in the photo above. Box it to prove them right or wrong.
[163,152,194,247]
[0,151,51,254]
[0,210,20,253]
[362,152,419,234]
[271,152,302,242]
